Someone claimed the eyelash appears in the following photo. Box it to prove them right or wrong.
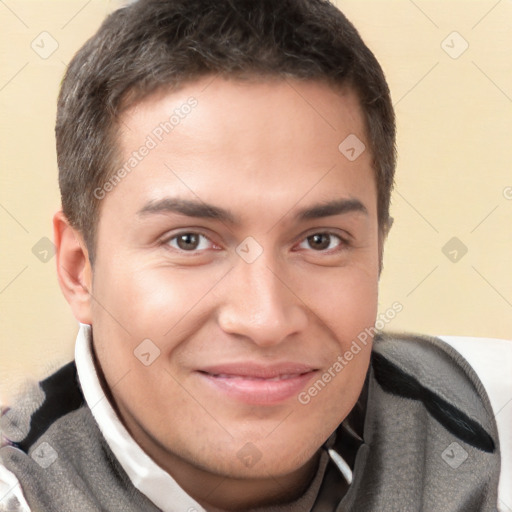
[295,232,349,253]
[162,230,350,254]
[164,232,219,253]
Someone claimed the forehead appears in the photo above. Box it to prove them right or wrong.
[106,76,375,222]
[120,76,366,153]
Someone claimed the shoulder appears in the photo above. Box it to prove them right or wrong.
[1,361,84,452]
[0,362,159,512]
[0,361,85,511]
[436,335,512,512]
[0,464,31,511]
[371,332,498,453]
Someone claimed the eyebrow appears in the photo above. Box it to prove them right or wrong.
[296,198,368,220]
[137,197,367,223]
[137,198,236,223]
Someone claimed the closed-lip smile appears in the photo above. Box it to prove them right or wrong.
[196,362,318,405]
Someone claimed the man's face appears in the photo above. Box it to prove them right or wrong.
[89,77,380,485]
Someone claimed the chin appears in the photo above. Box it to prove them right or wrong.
[214,434,320,479]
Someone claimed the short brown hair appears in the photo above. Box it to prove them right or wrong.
[56,0,396,264]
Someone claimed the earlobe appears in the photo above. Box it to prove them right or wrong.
[53,211,93,324]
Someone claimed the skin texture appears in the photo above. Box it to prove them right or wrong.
[54,76,382,510]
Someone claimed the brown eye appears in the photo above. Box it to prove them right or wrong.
[167,233,211,251]
[306,233,333,251]
[296,232,346,253]
[177,233,199,250]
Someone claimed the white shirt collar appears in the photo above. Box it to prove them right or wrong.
[74,323,206,512]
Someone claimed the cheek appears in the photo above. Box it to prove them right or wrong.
[287,261,377,418]
[295,348,370,453]
[89,260,232,394]
[291,262,379,341]
[295,304,373,443]
[92,261,225,339]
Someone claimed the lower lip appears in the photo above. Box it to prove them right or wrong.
[197,371,317,405]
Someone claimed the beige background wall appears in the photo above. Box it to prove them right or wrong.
[1,0,511,403]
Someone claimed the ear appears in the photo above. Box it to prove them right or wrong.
[53,211,93,324]
[378,216,394,276]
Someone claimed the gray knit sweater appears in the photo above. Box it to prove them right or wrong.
[0,333,501,511]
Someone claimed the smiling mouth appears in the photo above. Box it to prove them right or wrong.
[196,364,318,405]
[205,373,308,381]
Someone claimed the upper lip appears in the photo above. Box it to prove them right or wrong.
[198,362,317,379]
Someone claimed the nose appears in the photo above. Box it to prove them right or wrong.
[217,254,308,347]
